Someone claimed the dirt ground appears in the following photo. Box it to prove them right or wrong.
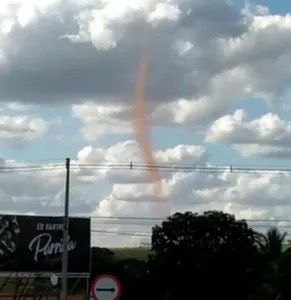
[0,296,85,300]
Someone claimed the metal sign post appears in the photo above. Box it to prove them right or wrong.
[61,158,71,300]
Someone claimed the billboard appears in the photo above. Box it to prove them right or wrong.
[0,215,90,272]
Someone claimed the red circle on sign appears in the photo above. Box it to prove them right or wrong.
[91,274,121,300]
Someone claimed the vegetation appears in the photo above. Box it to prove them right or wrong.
[111,243,291,260]
[110,247,150,260]
[91,210,291,300]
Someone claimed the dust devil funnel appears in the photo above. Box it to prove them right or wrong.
[132,39,170,218]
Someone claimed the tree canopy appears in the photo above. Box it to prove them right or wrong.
[88,210,291,300]
[147,211,261,300]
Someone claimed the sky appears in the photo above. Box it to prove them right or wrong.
[1,0,291,247]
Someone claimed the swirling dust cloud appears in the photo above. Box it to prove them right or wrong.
[132,40,170,217]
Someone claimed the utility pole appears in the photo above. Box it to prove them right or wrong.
[61,158,70,300]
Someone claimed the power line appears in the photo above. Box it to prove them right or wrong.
[90,223,291,237]
[90,215,291,222]
[1,211,288,224]
[2,162,291,174]
[90,224,291,238]
[16,158,64,163]
[91,230,150,237]
[11,158,291,170]
[73,163,291,174]
[0,167,64,173]
[7,213,290,223]
[90,222,291,229]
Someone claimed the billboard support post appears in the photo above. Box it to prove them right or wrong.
[61,157,71,300]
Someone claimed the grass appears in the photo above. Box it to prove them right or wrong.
[111,244,291,261]
[282,243,291,252]
[111,247,150,260]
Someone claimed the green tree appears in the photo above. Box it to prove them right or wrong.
[147,211,261,300]
[91,247,116,279]
[250,228,289,300]
[256,227,287,260]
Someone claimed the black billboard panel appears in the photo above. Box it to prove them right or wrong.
[0,215,90,273]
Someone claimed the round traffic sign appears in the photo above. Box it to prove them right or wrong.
[91,274,121,300]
